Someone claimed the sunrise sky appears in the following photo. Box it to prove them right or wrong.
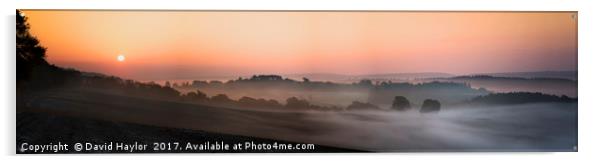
[22,10,577,81]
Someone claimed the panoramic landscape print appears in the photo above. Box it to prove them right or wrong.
[16,10,577,153]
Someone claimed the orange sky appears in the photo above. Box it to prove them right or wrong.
[22,10,577,81]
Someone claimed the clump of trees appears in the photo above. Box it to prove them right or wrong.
[284,97,340,110]
[346,101,380,110]
[178,91,344,111]
[238,96,282,109]
[181,90,208,102]
[391,96,411,110]
[284,97,312,109]
[420,99,441,113]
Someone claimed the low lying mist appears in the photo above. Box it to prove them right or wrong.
[268,102,577,151]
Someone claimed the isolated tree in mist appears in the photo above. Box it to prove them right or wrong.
[391,96,411,110]
[17,10,48,84]
[420,99,441,113]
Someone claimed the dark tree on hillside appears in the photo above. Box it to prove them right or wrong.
[420,99,441,113]
[391,96,411,110]
[17,10,48,84]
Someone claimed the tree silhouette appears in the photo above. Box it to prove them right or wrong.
[391,96,411,110]
[17,10,48,85]
[420,99,441,113]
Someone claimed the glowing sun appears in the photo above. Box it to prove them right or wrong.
[117,54,125,62]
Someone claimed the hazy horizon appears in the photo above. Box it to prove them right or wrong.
[22,11,577,81]
[131,70,577,82]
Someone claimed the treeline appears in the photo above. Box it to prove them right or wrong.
[173,74,489,105]
[467,92,577,105]
[173,75,482,91]
[175,75,347,91]
[20,66,348,110]
[20,66,345,110]
[180,89,444,113]
[181,91,344,110]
